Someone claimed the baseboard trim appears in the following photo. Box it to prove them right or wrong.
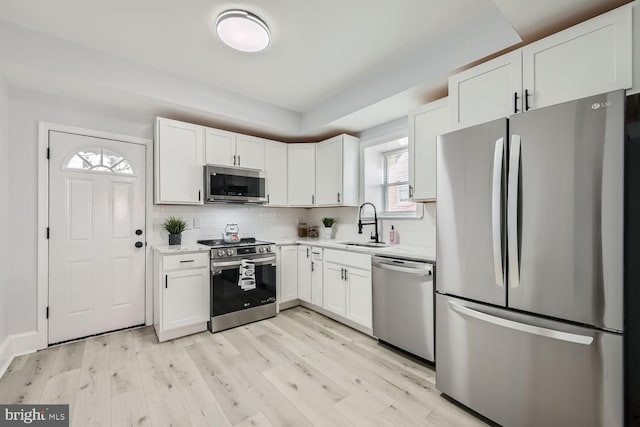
[0,331,39,378]
[298,301,374,336]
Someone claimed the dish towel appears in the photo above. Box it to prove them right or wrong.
[238,260,256,291]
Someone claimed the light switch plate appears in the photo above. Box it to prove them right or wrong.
[193,217,201,228]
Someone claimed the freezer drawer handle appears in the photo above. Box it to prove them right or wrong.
[507,135,521,288]
[449,302,594,345]
[492,137,504,288]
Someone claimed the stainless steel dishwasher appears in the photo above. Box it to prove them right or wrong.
[372,255,434,362]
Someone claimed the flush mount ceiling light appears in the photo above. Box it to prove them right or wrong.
[216,10,270,52]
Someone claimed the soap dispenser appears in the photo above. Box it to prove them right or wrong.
[389,225,398,244]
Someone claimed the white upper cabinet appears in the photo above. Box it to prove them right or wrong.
[315,134,359,206]
[522,6,632,111]
[264,140,288,206]
[449,51,522,129]
[155,117,204,205]
[287,144,316,206]
[204,128,236,167]
[409,98,450,202]
[236,135,265,170]
[205,128,265,170]
[449,5,632,129]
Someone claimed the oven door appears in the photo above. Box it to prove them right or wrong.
[205,165,266,203]
[211,256,276,317]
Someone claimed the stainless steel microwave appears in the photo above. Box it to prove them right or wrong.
[204,165,267,204]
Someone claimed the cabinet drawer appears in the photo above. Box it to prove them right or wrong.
[163,252,209,270]
[324,249,370,271]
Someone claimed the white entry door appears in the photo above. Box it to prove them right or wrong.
[48,131,146,344]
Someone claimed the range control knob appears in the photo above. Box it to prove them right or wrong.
[266,246,272,252]
[258,247,265,253]
[217,249,225,257]
[226,249,234,256]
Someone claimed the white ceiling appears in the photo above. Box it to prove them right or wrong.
[0,0,630,139]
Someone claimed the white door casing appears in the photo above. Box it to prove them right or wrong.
[48,131,146,344]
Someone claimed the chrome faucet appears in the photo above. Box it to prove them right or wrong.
[358,202,380,243]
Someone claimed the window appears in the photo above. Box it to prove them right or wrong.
[362,135,421,218]
[383,148,415,213]
[65,149,134,175]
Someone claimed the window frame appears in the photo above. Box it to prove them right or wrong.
[381,146,418,218]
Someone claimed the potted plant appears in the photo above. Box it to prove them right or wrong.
[163,216,189,245]
[321,217,336,239]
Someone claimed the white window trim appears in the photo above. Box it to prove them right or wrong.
[359,125,423,220]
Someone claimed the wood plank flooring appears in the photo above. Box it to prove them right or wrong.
[0,307,489,426]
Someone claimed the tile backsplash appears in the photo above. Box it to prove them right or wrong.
[153,202,436,249]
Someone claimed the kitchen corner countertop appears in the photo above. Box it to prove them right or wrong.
[271,238,436,263]
[152,244,212,254]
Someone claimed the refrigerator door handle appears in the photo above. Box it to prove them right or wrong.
[492,137,504,287]
[508,135,521,288]
[448,301,594,345]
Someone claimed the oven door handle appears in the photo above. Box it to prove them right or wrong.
[212,257,276,271]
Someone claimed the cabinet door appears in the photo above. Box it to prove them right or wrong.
[409,98,449,201]
[236,135,265,170]
[345,267,372,328]
[522,6,631,111]
[323,262,346,317]
[279,245,298,303]
[311,260,323,307]
[297,246,312,303]
[205,127,236,167]
[287,144,316,206]
[163,268,209,330]
[264,141,288,206]
[449,51,522,129]
[155,118,204,204]
[316,136,343,205]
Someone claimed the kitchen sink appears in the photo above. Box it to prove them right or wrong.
[342,242,389,248]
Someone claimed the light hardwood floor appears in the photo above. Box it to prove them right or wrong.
[0,307,489,426]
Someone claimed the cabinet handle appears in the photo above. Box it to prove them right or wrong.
[233,154,237,166]
[198,190,201,202]
[337,192,341,203]
[344,269,348,281]
[238,155,241,166]
[513,92,519,114]
[525,89,531,111]
[165,275,168,289]
[311,262,314,272]
[341,268,345,280]
[306,247,310,258]
[409,185,413,198]
[180,260,195,263]
[312,195,315,204]
[267,194,270,204]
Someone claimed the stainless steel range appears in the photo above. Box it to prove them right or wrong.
[197,238,277,332]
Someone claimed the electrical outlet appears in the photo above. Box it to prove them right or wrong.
[193,217,201,228]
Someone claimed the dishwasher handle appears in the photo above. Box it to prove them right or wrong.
[372,257,432,276]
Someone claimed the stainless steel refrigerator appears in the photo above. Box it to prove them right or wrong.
[435,90,625,427]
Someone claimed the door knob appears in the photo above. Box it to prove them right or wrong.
[135,229,143,235]
[135,242,143,248]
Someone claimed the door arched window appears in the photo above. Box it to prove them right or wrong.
[64,148,134,175]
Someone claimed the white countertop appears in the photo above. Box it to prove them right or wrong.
[273,238,436,263]
[152,243,211,254]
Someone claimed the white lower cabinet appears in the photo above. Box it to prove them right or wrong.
[153,250,210,342]
[298,246,312,302]
[322,250,372,329]
[278,245,298,304]
[311,249,323,307]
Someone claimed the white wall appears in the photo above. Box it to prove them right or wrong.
[0,74,10,366]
